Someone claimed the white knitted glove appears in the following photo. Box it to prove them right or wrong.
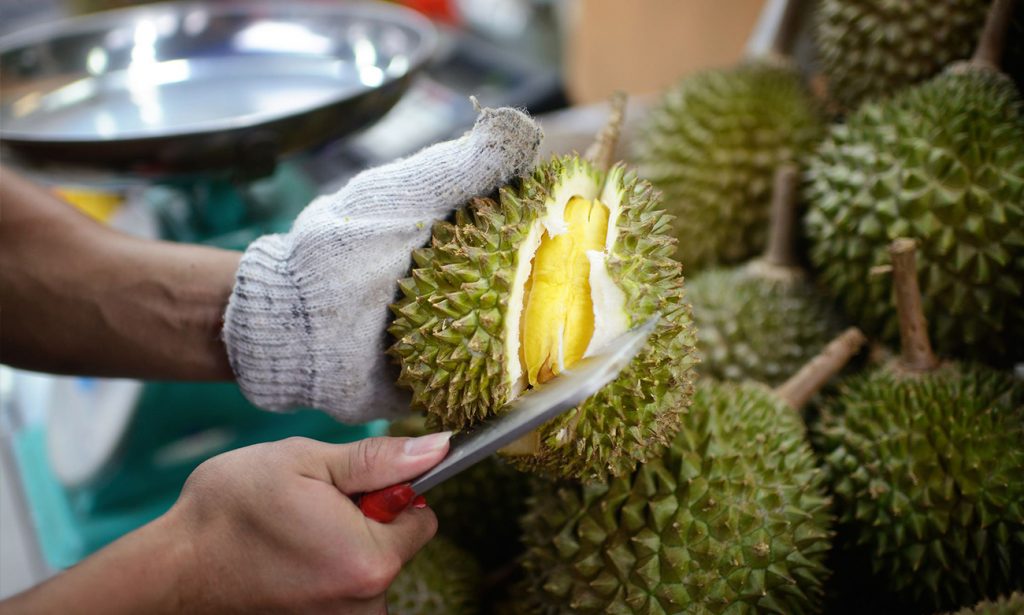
[223,108,542,423]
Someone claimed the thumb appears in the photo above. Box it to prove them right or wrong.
[323,434,451,494]
[338,106,543,217]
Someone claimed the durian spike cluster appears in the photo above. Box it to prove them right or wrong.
[386,536,481,615]
[805,0,1024,364]
[389,94,697,480]
[818,239,1024,610]
[515,328,866,614]
[688,165,842,385]
[634,0,824,270]
[815,0,993,109]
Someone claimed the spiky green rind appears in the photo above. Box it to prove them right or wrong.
[688,263,841,386]
[430,456,531,568]
[634,60,824,271]
[387,537,481,615]
[389,156,697,480]
[815,0,989,109]
[518,383,833,614]
[819,363,1024,610]
[389,415,530,567]
[945,592,1024,615]
[805,68,1024,363]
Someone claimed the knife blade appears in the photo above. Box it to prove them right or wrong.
[358,314,660,523]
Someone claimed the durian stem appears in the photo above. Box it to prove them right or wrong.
[745,0,805,59]
[763,165,800,268]
[972,0,1016,70]
[775,327,867,410]
[889,238,939,372]
[585,91,627,173]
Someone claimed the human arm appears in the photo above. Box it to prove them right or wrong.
[0,167,239,380]
[1,433,449,614]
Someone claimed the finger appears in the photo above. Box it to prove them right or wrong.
[366,506,439,565]
[339,106,543,217]
[320,434,451,494]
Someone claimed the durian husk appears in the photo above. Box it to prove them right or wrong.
[634,59,824,271]
[814,0,993,109]
[818,362,1024,610]
[389,156,697,480]
[805,67,1024,364]
[518,382,833,614]
[944,592,1024,615]
[386,536,481,615]
[689,261,842,387]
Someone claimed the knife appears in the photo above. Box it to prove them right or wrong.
[358,314,661,523]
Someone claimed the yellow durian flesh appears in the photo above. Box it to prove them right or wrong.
[521,196,610,386]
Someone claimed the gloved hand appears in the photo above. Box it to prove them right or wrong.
[223,108,542,422]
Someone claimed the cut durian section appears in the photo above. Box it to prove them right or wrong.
[522,196,610,386]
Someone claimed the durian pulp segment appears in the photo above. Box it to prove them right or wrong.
[500,166,631,456]
[522,196,610,386]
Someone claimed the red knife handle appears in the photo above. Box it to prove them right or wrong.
[358,483,418,523]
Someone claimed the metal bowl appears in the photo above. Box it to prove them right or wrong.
[0,1,436,175]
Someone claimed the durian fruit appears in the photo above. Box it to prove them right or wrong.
[805,0,1024,364]
[815,0,992,109]
[389,95,698,480]
[388,415,530,568]
[387,536,481,615]
[944,592,1024,615]
[516,329,868,614]
[818,239,1024,611]
[689,165,841,385]
[634,0,824,270]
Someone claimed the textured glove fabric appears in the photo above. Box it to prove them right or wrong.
[223,107,543,423]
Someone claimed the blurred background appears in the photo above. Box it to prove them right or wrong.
[0,0,793,598]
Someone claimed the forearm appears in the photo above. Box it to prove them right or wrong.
[1,511,192,614]
[0,168,240,380]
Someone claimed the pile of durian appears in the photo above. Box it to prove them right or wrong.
[383,0,1024,612]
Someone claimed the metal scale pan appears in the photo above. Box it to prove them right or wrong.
[0,0,436,175]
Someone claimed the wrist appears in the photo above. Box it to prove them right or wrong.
[223,233,316,411]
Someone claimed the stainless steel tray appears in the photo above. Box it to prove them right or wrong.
[0,1,436,175]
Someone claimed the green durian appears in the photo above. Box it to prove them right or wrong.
[516,330,868,614]
[818,239,1024,611]
[389,415,530,567]
[805,4,1024,364]
[634,60,823,271]
[387,536,481,615]
[815,0,991,109]
[634,0,823,270]
[944,593,1024,615]
[389,97,698,480]
[689,166,841,386]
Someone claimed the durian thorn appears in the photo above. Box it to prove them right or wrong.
[775,327,867,411]
[762,164,801,268]
[585,91,627,173]
[745,0,805,59]
[889,238,940,372]
[971,0,1016,71]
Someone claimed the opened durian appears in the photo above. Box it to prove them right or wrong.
[689,166,841,386]
[389,95,697,480]
[818,239,1024,611]
[805,0,1024,364]
[387,536,480,615]
[634,0,824,270]
[515,329,867,614]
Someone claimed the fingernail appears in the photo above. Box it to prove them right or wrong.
[412,495,427,509]
[404,432,452,456]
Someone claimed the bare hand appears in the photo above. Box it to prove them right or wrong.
[171,434,449,613]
